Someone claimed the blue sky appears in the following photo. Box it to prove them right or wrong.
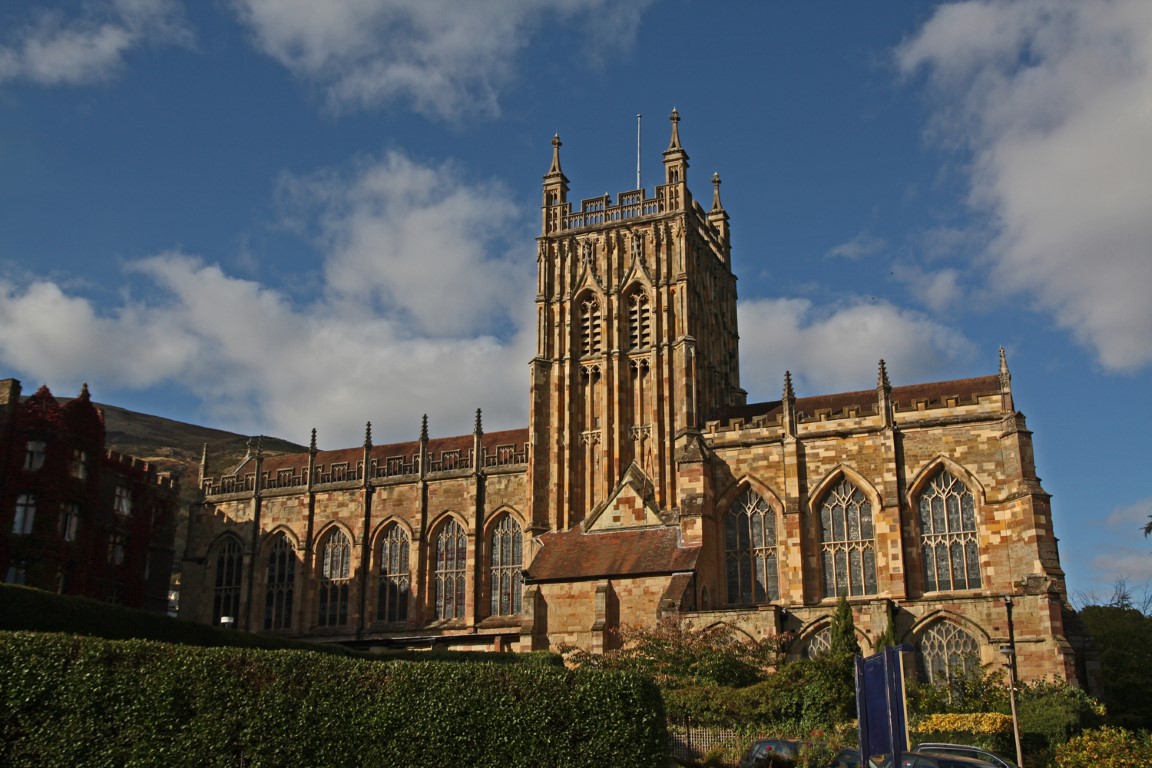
[2,0,1150,602]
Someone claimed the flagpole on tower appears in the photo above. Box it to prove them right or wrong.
[636,113,642,190]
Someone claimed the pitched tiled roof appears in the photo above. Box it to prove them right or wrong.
[527,526,699,583]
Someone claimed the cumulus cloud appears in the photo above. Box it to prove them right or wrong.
[737,297,980,400]
[278,152,528,337]
[0,155,534,448]
[826,231,886,260]
[228,0,653,118]
[1106,497,1152,530]
[0,0,192,87]
[898,0,1152,372]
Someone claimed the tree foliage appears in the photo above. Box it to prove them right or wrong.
[561,620,792,689]
[1078,603,1152,730]
[828,594,861,659]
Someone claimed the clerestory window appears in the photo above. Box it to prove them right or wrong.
[819,479,877,598]
[317,530,352,627]
[725,488,779,604]
[489,515,523,616]
[213,537,243,626]
[919,469,981,592]
[377,524,410,624]
[264,533,295,631]
[434,519,467,620]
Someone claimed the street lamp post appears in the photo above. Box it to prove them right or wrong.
[1002,596,1024,768]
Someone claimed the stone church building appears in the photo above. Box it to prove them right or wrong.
[182,112,1085,686]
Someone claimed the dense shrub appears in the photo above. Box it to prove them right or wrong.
[1051,725,1152,768]
[910,713,1015,757]
[0,631,666,768]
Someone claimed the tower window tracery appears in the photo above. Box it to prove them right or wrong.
[628,289,652,349]
[819,479,877,598]
[580,296,602,356]
[725,488,779,604]
[919,469,981,592]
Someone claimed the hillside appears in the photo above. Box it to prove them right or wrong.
[78,400,308,587]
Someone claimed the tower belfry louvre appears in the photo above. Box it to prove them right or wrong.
[181,112,1090,690]
[531,110,744,532]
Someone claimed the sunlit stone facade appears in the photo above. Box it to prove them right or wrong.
[181,113,1088,686]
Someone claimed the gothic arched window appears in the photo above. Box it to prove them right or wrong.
[803,627,832,659]
[317,530,352,627]
[819,478,877,598]
[580,296,602,356]
[377,523,410,624]
[264,533,295,631]
[489,515,523,616]
[628,289,652,349]
[434,519,467,620]
[725,488,778,604]
[919,469,982,592]
[212,536,243,626]
[918,621,980,687]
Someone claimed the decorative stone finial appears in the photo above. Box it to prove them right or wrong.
[783,370,795,402]
[877,359,891,392]
[999,346,1011,379]
[309,428,317,453]
[474,408,483,436]
[420,414,429,443]
[78,382,91,401]
[547,133,563,176]
[711,172,723,212]
[255,435,264,459]
[667,107,682,151]
[364,421,372,449]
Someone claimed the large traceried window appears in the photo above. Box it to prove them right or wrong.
[264,533,295,631]
[213,537,243,625]
[725,488,779,604]
[627,289,652,349]
[317,530,352,627]
[819,479,877,598]
[12,494,36,535]
[434,519,467,620]
[489,515,523,616]
[377,524,410,624]
[918,621,980,686]
[580,295,603,356]
[920,469,982,592]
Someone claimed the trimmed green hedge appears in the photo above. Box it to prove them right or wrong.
[0,583,355,654]
[0,631,668,768]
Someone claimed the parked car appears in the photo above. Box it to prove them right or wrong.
[900,750,1001,768]
[738,738,804,768]
[912,743,1019,768]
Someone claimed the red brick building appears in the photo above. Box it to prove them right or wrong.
[0,379,178,613]
[181,113,1088,686]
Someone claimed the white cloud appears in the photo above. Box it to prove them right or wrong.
[737,297,980,401]
[0,155,534,448]
[228,0,653,118]
[898,0,1152,372]
[826,231,886,260]
[1106,497,1152,529]
[0,0,192,87]
[891,264,964,312]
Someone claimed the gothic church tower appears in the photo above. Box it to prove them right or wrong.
[529,111,745,532]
